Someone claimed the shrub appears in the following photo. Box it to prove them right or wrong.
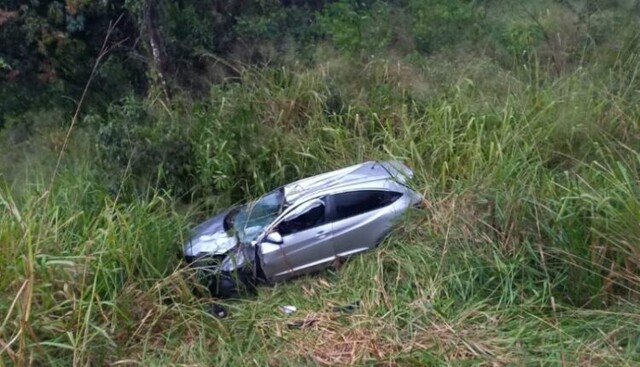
[407,0,479,54]
[317,0,392,57]
[94,96,196,199]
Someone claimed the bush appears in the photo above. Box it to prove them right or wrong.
[94,96,196,199]
[407,0,479,54]
[317,0,393,56]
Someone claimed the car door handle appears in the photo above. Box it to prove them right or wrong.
[315,231,328,239]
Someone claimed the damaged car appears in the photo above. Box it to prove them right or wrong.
[183,161,422,298]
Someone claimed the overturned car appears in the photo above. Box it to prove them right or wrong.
[183,161,422,298]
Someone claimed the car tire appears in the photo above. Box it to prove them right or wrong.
[208,270,257,299]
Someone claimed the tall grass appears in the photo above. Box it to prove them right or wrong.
[2,10,640,366]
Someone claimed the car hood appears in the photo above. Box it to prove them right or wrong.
[184,209,237,258]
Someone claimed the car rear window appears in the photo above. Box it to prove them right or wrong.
[331,190,402,221]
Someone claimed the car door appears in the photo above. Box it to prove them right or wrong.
[328,189,403,258]
[259,198,335,282]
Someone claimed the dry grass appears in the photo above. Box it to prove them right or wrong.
[263,310,514,366]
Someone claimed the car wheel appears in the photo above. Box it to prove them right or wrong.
[208,270,257,299]
[209,273,239,299]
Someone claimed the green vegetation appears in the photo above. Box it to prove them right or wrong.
[2,0,640,365]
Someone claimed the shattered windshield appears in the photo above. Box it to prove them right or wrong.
[232,188,285,243]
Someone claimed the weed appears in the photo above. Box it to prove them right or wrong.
[2,1,640,365]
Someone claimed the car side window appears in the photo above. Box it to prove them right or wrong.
[331,190,402,221]
[278,200,326,236]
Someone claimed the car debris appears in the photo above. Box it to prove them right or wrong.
[281,305,297,315]
[329,301,360,313]
[183,161,422,299]
[287,318,318,330]
[208,303,228,318]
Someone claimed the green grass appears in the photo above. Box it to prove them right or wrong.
[2,3,640,365]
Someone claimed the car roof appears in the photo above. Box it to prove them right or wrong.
[283,161,412,204]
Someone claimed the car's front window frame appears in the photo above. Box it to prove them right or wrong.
[232,188,286,243]
[276,198,327,236]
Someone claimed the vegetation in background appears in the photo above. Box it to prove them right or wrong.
[2,0,640,365]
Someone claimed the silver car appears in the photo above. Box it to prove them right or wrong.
[183,161,422,298]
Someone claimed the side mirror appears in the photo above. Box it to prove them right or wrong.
[265,231,283,244]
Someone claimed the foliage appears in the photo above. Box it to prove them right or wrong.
[407,0,479,53]
[2,0,640,365]
[317,0,393,56]
[0,0,145,122]
[93,96,196,199]
[85,46,640,305]
[3,50,640,362]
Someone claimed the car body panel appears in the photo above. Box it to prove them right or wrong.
[330,197,397,258]
[282,161,413,204]
[260,221,335,281]
[259,198,336,281]
[184,209,235,258]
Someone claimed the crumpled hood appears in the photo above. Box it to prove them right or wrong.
[184,209,237,258]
